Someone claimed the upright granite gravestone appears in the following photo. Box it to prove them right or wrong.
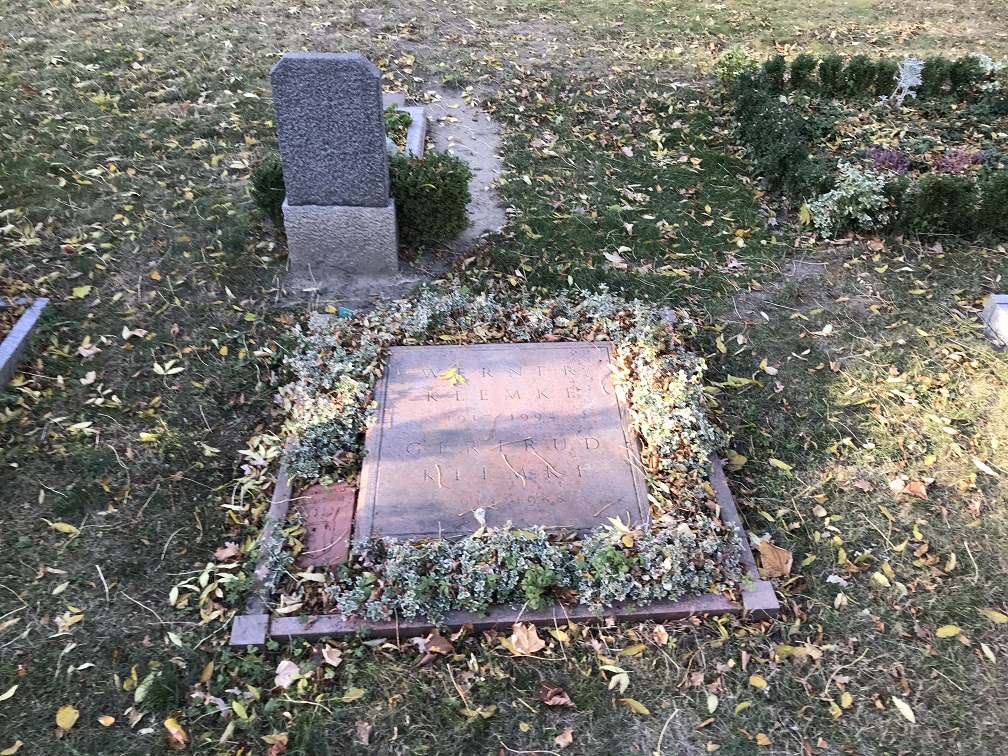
[270,52,398,277]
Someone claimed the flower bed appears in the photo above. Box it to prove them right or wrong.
[243,283,748,624]
[725,50,1008,239]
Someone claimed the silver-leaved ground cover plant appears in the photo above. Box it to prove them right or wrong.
[263,282,746,621]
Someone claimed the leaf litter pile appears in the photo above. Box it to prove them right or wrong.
[2,0,1008,754]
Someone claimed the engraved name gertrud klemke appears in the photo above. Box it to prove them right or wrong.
[360,342,649,538]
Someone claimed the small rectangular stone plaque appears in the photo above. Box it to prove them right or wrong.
[294,482,355,567]
[356,342,649,540]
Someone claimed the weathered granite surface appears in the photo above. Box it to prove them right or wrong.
[270,52,389,207]
[282,199,398,276]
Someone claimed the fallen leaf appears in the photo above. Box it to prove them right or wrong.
[342,687,365,703]
[892,696,916,723]
[749,674,768,690]
[274,660,299,689]
[0,685,16,702]
[264,732,289,756]
[980,609,1008,624]
[539,680,573,706]
[768,458,792,472]
[757,542,792,578]
[554,727,574,749]
[322,646,343,668]
[80,371,96,386]
[509,623,546,656]
[935,625,960,638]
[707,693,719,713]
[98,715,115,727]
[619,698,650,715]
[164,717,187,751]
[56,704,80,731]
[43,519,79,537]
[652,625,669,646]
[425,628,453,655]
[356,721,372,745]
[214,543,240,561]
[0,742,23,756]
[756,733,772,746]
[902,480,928,499]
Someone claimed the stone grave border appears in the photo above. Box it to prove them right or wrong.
[231,456,779,648]
[0,298,49,393]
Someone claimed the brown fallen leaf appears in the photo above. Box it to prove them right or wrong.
[538,680,573,706]
[903,480,928,499]
[214,542,240,561]
[425,628,453,655]
[164,717,187,751]
[757,541,793,578]
[322,645,343,668]
[265,733,289,756]
[509,623,546,656]
[56,705,80,731]
[652,624,669,646]
[356,721,372,745]
[554,727,574,749]
[97,715,115,727]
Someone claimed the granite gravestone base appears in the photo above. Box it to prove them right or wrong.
[231,342,780,647]
[271,52,398,278]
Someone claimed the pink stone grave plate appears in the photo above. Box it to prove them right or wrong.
[356,342,649,540]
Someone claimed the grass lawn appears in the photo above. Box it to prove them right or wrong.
[2,0,1008,754]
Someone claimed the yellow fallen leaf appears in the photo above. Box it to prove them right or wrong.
[619,698,650,715]
[768,458,792,472]
[892,696,916,723]
[755,733,772,746]
[980,608,1008,624]
[840,691,853,709]
[0,741,23,755]
[936,625,960,638]
[56,704,80,730]
[0,685,16,702]
[749,674,768,690]
[98,715,115,727]
[42,519,79,537]
[618,643,646,657]
[757,541,792,578]
[341,687,365,703]
[164,717,187,750]
[734,701,751,714]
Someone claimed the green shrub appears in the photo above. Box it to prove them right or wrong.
[845,55,877,96]
[978,172,1008,238]
[875,59,899,96]
[389,152,472,246]
[920,56,951,98]
[819,54,845,96]
[790,53,818,91]
[784,158,836,201]
[949,55,984,97]
[908,174,978,237]
[732,73,811,191]
[761,55,787,93]
[250,156,286,231]
[716,45,760,84]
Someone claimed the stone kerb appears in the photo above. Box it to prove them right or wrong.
[270,52,399,278]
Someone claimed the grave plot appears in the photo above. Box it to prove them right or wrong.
[232,284,777,646]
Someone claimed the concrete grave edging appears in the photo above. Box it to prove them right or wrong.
[231,457,778,648]
[0,298,49,393]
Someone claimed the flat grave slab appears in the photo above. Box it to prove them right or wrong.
[293,482,355,567]
[356,342,649,540]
